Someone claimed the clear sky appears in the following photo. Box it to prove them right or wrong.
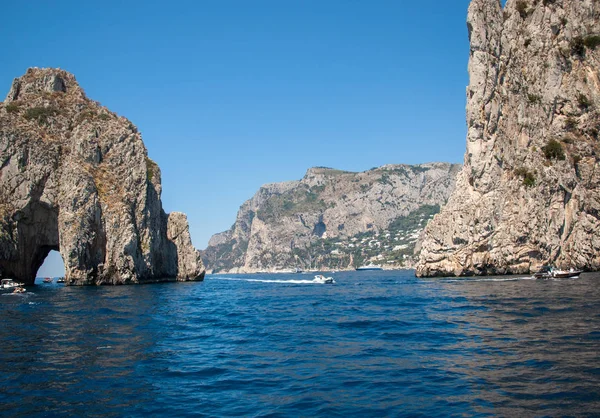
[1,0,474,276]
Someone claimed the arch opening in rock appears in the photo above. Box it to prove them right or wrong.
[0,201,62,286]
[36,250,66,282]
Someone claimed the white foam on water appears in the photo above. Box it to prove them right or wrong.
[424,276,538,283]
[209,277,328,284]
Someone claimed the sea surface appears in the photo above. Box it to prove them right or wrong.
[1,270,599,417]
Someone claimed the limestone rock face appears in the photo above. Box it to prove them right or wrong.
[167,212,205,280]
[203,163,460,273]
[0,68,205,285]
[416,0,600,277]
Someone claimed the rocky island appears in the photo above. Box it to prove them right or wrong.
[417,0,600,276]
[203,163,460,273]
[0,68,205,285]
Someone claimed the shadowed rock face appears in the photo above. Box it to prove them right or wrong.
[0,68,205,285]
[417,0,600,277]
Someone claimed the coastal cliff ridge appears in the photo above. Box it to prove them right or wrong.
[203,163,460,273]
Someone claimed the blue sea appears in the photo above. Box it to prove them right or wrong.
[1,270,599,417]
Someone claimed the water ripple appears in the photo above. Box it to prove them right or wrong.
[0,271,599,416]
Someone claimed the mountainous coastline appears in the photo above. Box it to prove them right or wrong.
[203,163,460,273]
[0,68,205,285]
[417,0,600,276]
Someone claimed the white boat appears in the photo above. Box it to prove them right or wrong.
[57,277,65,283]
[313,274,335,284]
[534,266,582,279]
[355,263,383,271]
[1,278,24,290]
[550,268,582,278]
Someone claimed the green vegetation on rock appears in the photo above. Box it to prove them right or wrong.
[516,1,529,19]
[542,139,566,160]
[146,157,159,182]
[5,103,20,113]
[288,205,441,271]
[24,106,60,125]
[256,185,327,222]
[584,35,600,49]
[514,167,536,187]
[203,163,460,273]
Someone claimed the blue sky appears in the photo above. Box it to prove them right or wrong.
[2,0,473,276]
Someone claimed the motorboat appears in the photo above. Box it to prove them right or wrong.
[1,278,24,290]
[550,268,583,278]
[43,277,53,283]
[533,266,552,279]
[355,263,383,271]
[313,274,335,284]
[534,266,582,279]
[56,277,65,283]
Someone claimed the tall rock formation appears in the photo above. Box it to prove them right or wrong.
[417,0,600,276]
[203,163,460,273]
[0,68,205,285]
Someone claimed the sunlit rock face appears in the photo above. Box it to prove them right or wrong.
[417,0,600,277]
[203,163,461,273]
[0,68,205,285]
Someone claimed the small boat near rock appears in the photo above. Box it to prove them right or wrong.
[57,277,65,283]
[534,266,582,279]
[1,278,25,290]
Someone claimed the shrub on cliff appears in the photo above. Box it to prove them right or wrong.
[542,139,566,160]
[516,1,529,19]
[24,106,60,125]
[145,157,158,182]
[527,93,542,104]
[564,117,579,131]
[514,167,536,187]
[584,35,600,49]
[577,94,591,110]
[5,103,20,113]
[571,36,585,56]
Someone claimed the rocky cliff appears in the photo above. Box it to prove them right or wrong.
[203,163,460,273]
[0,68,205,285]
[417,0,600,277]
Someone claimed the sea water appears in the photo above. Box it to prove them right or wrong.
[1,271,599,417]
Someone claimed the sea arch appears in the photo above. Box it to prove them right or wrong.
[0,200,62,286]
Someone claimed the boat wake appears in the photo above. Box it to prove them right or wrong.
[428,276,538,283]
[209,277,333,285]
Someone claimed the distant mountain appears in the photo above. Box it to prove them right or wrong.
[203,163,461,273]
